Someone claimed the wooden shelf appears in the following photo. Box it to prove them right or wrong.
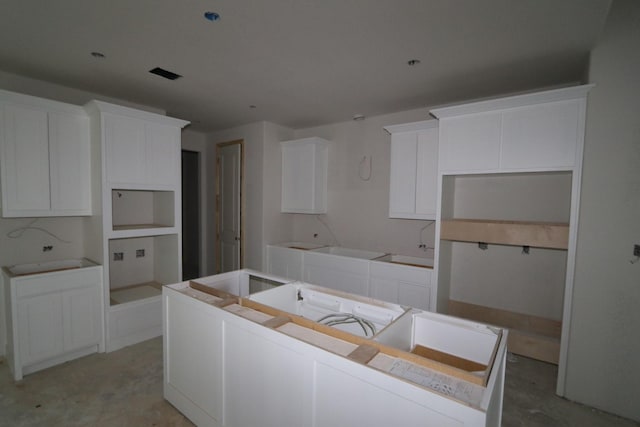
[113,223,172,231]
[448,300,560,364]
[440,219,569,250]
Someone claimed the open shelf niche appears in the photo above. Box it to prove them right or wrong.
[438,172,572,364]
[108,234,179,305]
[111,189,175,232]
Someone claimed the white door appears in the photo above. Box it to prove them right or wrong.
[217,142,242,272]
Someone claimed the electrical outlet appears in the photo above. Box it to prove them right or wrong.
[113,252,124,261]
[136,249,145,258]
[42,245,53,252]
[634,244,640,257]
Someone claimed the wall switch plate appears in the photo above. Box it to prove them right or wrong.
[113,252,124,261]
[634,244,640,257]
[136,249,145,258]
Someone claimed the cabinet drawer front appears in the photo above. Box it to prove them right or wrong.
[15,267,102,298]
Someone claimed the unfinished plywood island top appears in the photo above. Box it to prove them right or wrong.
[163,269,508,427]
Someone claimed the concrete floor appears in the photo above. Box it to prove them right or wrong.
[0,338,637,427]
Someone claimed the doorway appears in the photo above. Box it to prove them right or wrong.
[182,150,200,280]
[216,140,243,273]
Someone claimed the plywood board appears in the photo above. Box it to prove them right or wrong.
[440,219,569,249]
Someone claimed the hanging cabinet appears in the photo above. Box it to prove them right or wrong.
[384,120,438,220]
[0,90,91,217]
[281,137,328,214]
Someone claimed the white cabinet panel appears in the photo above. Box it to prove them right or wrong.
[0,92,91,217]
[415,127,439,216]
[49,111,91,213]
[501,100,579,170]
[314,363,463,427]
[281,137,328,214]
[145,122,180,186]
[369,261,432,311]
[266,245,304,281]
[386,120,439,219]
[18,293,64,365]
[63,286,101,352]
[389,132,418,215]
[303,252,369,296]
[105,114,146,185]
[439,112,502,172]
[1,104,50,212]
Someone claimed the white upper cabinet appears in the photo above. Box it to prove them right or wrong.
[432,85,593,174]
[281,137,328,214]
[0,90,91,217]
[86,101,188,189]
[384,120,439,220]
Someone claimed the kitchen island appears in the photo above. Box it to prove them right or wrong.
[163,269,507,427]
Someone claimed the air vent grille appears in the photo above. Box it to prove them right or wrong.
[149,67,182,80]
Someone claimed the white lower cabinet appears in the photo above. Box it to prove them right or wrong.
[369,261,432,311]
[303,251,370,296]
[4,264,103,380]
[265,245,304,281]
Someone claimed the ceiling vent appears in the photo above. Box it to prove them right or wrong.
[149,67,182,80]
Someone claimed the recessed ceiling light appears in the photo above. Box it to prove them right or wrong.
[407,59,421,66]
[204,11,221,22]
[91,51,105,59]
[249,105,257,109]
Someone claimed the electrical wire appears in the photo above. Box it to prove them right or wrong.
[419,221,435,250]
[6,218,72,243]
[316,313,377,336]
[316,215,341,247]
[358,155,371,181]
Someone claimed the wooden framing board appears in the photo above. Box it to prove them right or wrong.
[240,298,495,386]
[448,299,560,364]
[440,219,569,249]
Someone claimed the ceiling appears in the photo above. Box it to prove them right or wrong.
[0,0,611,133]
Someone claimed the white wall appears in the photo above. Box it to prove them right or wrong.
[565,0,640,420]
[290,108,437,258]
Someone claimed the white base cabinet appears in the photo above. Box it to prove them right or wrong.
[164,271,507,427]
[3,263,103,381]
[369,260,432,311]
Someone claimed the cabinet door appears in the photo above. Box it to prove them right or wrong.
[369,262,431,310]
[388,132,418,217]
[63,286,101,352]
[105,114,146,185]
[18,293,64,365]
[501,100,580,170]
[415,127,439,218]
[49,111,91,214]
[304,253,369,296]
[281,138,327,214]
[439,112,501,172]
[266,246,303,281]
[145,122,180,187]
[1,104,50,214]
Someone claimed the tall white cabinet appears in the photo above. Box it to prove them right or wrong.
[0,90,91,217]
[430,85,593,396]
[84,101,188,352]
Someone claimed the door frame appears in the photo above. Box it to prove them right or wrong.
[215,139,244,273]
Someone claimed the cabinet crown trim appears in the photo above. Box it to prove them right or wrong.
[384,119,438,134]
[84,100,190,128]
[430,84,594,119]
